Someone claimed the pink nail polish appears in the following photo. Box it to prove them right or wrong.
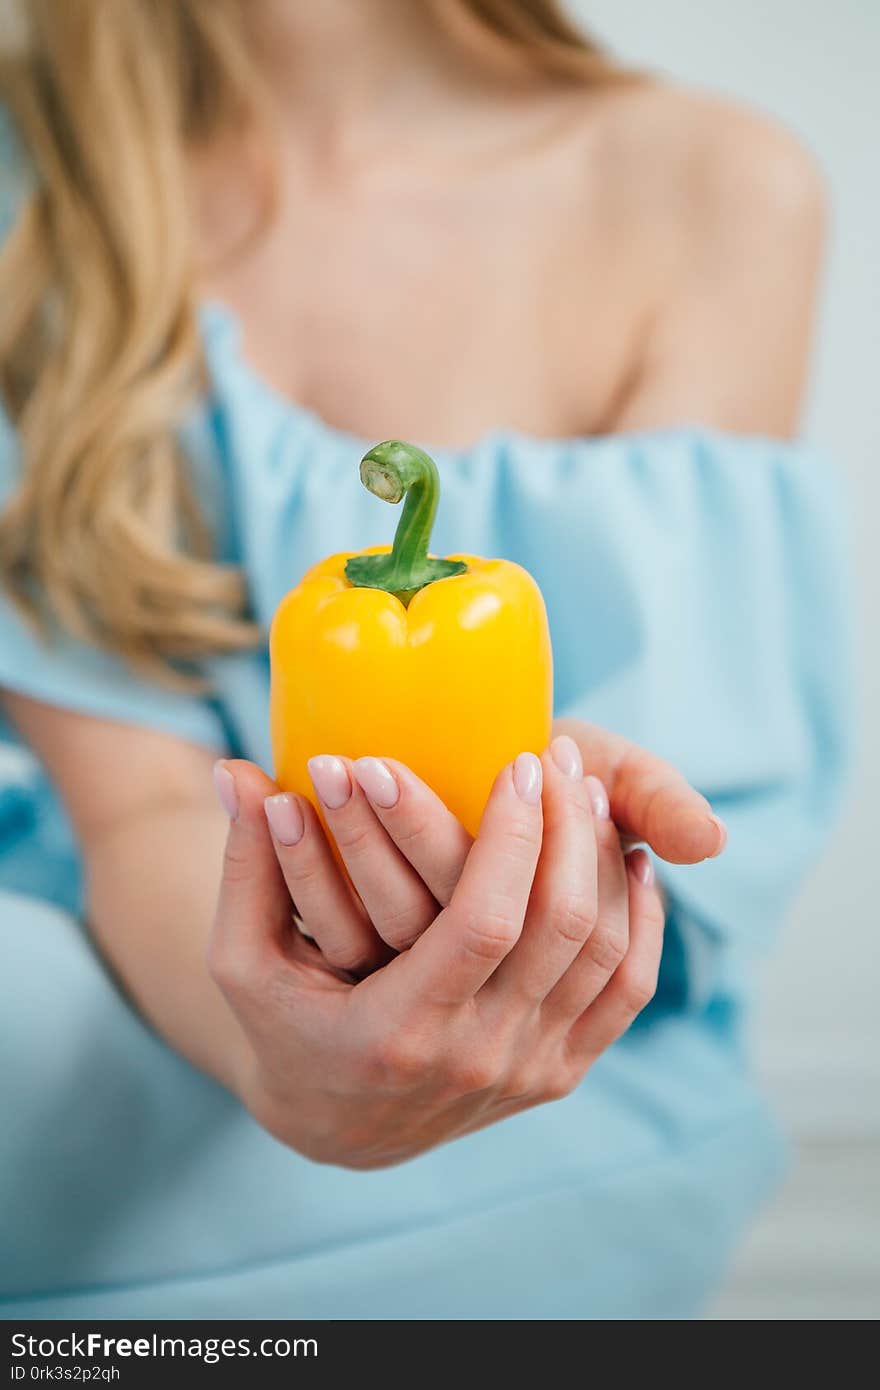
[708,814,728,856]
[265,793,305,846]
[627,848,654,886]
[213,762,238,821]
[550,734,583,780]
[513,751,542,805]
[308,755,352,810]
[585,775,609,820]
[353,757,399,808]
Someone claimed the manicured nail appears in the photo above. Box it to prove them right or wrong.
[308,755,351,810]
[585,774,609,820]
[708,814,728,856]
[550,734,583,780]
[513,751,542,804]
[627,848,654,886]
[353,757,399,809]
[213,762,238,821]
[264,793,305,846]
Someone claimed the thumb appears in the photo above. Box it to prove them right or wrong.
[210,758,290,975]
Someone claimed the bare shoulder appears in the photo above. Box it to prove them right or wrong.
[574,82,827,435]
[591,80,826,236]
[673,87,824,231]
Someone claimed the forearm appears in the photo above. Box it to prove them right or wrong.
[84,801,251,1096]
[0,693,253,1098]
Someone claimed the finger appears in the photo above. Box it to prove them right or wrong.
[539,776,630,1022]
[488,737,598,1005]
[566,849,665,1064]
[264,785,387,975]
[553,719,727,864]
[209,758,292,982]
[400,753,543,1008]
[352,756,473,906]
[308,755,440,951]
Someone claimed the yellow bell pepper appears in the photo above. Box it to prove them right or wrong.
[270,440,553,836]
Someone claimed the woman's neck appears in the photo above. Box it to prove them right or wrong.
[251,1,463,138]
[247,0,533,164]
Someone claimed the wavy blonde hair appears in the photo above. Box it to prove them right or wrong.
[0,0,621,682]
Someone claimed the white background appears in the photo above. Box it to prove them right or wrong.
[572,0,879,1141]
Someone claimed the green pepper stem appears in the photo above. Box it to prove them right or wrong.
[344,440,467,605]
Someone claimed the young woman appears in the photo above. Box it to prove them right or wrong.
[0,1,849,1319]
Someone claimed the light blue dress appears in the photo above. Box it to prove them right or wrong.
[0,117,852,1319]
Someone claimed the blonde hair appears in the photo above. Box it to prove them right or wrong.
[0,0,622,682]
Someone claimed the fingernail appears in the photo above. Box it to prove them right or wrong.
[353,756,399,809]
[213,761,238,821]
[627,848,654,886]
[264,793,305,846]
[708,814,728,856]
[513,751,542,804]
[308,755,351,810]
[585,774,609,820]
[550,734,583,780]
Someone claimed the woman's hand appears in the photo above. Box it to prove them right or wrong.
[552,718,728,864]
[208,732,675,1169]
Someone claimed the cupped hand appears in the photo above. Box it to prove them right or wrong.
[552,718,728,864]
[207,723,708,1168]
